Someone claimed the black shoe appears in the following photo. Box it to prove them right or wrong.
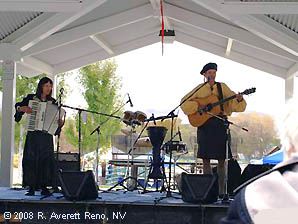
[52,187,61,193]
[25,187,35,196]
[218,194,224,200]
[218,194,230,201]
[41,187,50,196]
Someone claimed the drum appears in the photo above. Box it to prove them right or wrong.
[164,141,188,156]
[136,137,152,147]
[133,111,147,125]
[122,111,134,125]
[147,126,167,149]
[146,126,167,179]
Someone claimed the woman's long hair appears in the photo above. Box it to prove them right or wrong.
[35,77,53,100]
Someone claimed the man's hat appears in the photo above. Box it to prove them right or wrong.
[200,63,217,75]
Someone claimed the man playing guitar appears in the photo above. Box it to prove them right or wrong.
[180,62,247,198]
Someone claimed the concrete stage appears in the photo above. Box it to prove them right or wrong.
[0,187,228,224]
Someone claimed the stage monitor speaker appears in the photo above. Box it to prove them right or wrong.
[55,153,80,172]
[240,164,274,185]
[58,170,99,201]
[57,161,80,171]
[181,173,218,204]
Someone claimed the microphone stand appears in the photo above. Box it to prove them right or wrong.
[61,104,121,171]
[162,80,209,123]
[102,119,146,193]
[90,125,101,184]
[140,114,178,195]
[90,100,130,184]
[154,111,181,203]
[153,80,210,202]
[203,111,248,204]
[127,113,154,155]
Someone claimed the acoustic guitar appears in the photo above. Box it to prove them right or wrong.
[187,88,256,127]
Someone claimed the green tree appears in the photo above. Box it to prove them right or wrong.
[55,72,72,103]
[64,60,123,156]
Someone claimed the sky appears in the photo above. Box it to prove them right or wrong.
[64,41,298,124]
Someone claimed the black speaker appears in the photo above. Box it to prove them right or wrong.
[181,173,218,204]
[55,153,80,171]
[57,161,80,171]
[240,164,274,185]
[58,170,99,201]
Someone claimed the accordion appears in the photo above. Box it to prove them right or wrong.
[26,100,66,135]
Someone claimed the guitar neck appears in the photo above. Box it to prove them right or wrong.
[213,94,237,107]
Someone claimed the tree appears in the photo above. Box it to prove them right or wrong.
[55,72,72,103]
[163,113,280,162]
[229,112,279,160]
[179,123,197,158]
[64,60,123,156]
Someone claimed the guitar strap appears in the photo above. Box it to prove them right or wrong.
[216,82,224,114]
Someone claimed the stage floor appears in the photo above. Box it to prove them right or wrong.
[0,187,229,224]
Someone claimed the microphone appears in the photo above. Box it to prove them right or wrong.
[178,127,182,141]
[59,87,64,94]
[127,93,133,107]
[207,76,214,91]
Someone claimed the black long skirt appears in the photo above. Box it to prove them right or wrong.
[22,131,56,189]
[197,117,232,160]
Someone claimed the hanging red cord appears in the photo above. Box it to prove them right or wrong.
[160,0,164,55]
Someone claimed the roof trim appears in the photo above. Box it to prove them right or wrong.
[220,1,298,14]
[22,3,153,57]
[12,0,107,51]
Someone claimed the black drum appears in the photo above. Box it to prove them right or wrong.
[146,126,167,179]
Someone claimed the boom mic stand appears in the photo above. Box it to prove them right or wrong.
[103,120,145,193]
[203,110,248,204]
[154,112,181,203]
[61,104,121,172]
[152,80,209,195]
[168,79,210,118]
[154,79,210,202]
[90,100,130,184]
[138,114,178,194]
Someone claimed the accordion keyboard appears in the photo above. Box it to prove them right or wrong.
[27,100,46,132]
